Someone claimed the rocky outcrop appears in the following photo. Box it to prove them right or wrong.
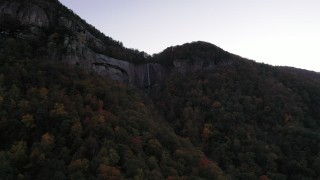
[6,0,167,88]
[0,1,49,28]
[82,52,166,88]
[0,0,233,89]
[92,54,134,84]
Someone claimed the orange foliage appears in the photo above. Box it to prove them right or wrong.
[39,87,48,99]
[259,175,270,180]
[98,164,123,180]
[41,132,55,145]
[202,123,213,141]
[167,176,177,180]
[68,159,89,172]
[202,127,212,141]
[51,103,68,116]
[211,101,221,109]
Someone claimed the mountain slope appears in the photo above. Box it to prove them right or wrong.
[0,36,226,179]
[0,0,245,89]
[1,0,320,180]
[0,0,164,87]
[152,51,320,179]
[153,41,236,67]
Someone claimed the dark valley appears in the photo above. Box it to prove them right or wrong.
[1,0,320,179]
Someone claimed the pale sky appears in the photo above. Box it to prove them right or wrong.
[59,0,320,72]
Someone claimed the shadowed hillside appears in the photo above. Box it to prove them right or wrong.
[152,50,320,179]
[1,0,320,179]
[0,36,225,179]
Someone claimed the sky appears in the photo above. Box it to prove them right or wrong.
[59,0,320,72]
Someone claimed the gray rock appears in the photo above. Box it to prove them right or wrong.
[0,0,232,89]
[0,1,49,27]
[58,17,73,29]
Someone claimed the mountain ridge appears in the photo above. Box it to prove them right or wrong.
[0,0,258,88]
[1,0,320,179]
[1,0,319,88]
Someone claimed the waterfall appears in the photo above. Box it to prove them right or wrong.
[147,63,151,88]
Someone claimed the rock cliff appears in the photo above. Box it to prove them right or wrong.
[0,0,165,88]
[0,1,49,28]
[0,0,234,88]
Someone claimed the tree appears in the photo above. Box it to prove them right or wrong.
[9,141,27,166]
[41,132,55,152]
[70,121,83,137]
[108,148,120,166]
[41,132,55,145]
[51,103,68,117]
[21,114,35,128]
[0,151,15,180]
[98,164,123,180]
[68,158,89,174]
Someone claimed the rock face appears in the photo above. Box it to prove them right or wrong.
[92,56,166,87]
[0,0,233,88]
[0,0,165,87]
[0,1,49,28]
[58,36,166,87]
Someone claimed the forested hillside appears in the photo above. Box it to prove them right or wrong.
[1,0,320,179]
[0,37,225,179]
[152,44,320,179]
